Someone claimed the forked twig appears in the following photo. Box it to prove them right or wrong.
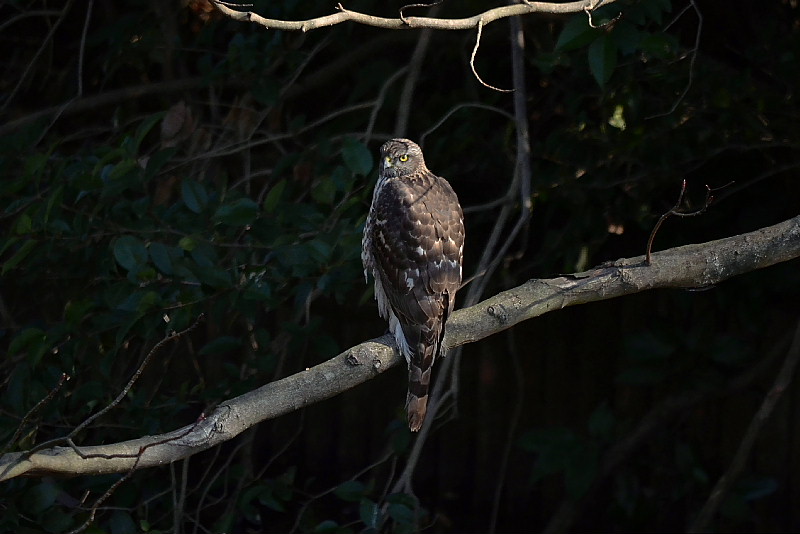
[66,313,206,445]
[399,0,444,25]
[645,179,723,265]
[66,414,206,534]
[584,0,621,29]
[2,373,70,454]
[688,319,800,533]
[4,314,205,466]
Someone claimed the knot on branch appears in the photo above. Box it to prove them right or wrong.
[345,345,384,373]
[486,304,509,324]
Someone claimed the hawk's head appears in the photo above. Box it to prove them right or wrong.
[380,138,426,178]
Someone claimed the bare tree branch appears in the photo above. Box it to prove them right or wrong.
[542,319,797,534]
[688,319,800,533]
[210,0,618,32]
[1,215,798,481]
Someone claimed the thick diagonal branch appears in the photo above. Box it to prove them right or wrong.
[1,215,798,481]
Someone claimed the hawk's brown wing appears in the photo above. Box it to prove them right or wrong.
[367,170,464,430]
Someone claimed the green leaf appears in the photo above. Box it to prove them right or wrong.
[307,239,332,262]
[182,178,208,213]
[214,197,259,226]
[739,477,778,501]
[359,499,379,529]
[135,112,166,149]
[259,492,287,513]
[588,34,617,87]
[40,507,73,533]
[387,502,414,525]
[109,509,138,534]
[145,147,178,179]
[23,480,59,514]
[178,235,197,252]
[555,15,599,51]
[137,290,162,313]
[243,278,271,301]
[2,239,36,274]
[331,165,354,192]
[341,137,373,176]
[640,32,677,60]
[149,242,174,274]
[190,265,233,289]
[564,448,597,498]
[113,235,148,272]
[313,520,342,533]
[43,184,64,225]
[65,299,94,325]
[311,176,336,205]
[611,20,642,56]
[263,179,287,213]
[14,212,33,234]
[641,0,670,25]
[335,480,366,502]
[608,104,626,130]
[8,327,46,356]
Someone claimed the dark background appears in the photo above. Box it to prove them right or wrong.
[1,0,799,532]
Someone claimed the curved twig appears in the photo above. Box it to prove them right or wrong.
[645,0,702,119]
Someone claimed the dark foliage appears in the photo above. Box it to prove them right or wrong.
[1,0,798,532]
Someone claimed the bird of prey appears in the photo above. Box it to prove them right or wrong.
[362,138,465,431]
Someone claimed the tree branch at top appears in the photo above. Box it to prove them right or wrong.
[210,0,617,32]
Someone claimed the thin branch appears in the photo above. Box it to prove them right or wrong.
[645,179,716,265]
[419,103,514,146]
[210,0,618,32]
[584,1,620,29]
[364,68,408,143]
[645,0,702,119]
[67,453,144,534]
[488,328,525,533]
[0,316,204,480]
[2,373,70,454]
[0,215,798,480]
[391,8,535,496]
[0,9,62,33]
[0,77,211,137]
[470,11,533,300]
[394,4,441,136]
[0,0,77,115]
[77,0,94,97]
[66,418,204,534]
[470,19,513,93]
[66,314,205,447]
[542,324,795,534]
[688,319,800,533]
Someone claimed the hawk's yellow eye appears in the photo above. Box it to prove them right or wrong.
[399,154,409,162]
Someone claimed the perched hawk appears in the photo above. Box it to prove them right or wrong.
[362,138,465,431]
